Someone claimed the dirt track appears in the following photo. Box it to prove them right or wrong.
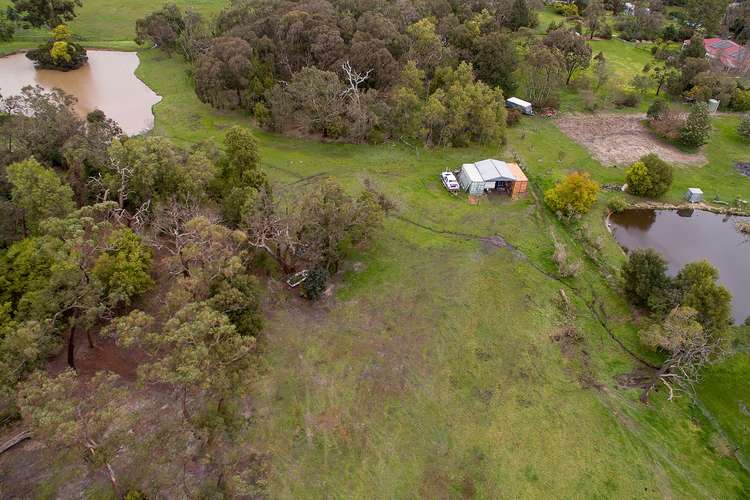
[556,113,707,166]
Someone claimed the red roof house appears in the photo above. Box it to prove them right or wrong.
[702,38,750,72]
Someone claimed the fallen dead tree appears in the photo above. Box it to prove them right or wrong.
[0,430,31,455]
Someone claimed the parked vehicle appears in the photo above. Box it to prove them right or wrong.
[441,171,460,193]
[506,97,533,116]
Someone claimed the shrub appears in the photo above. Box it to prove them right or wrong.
[626,154,673,198]
[621,248,670,310]
[738,115,750,141]
[253,102,271,129]
[679,102,711,148]
[647,99,669,121]
[367,127,386,144]
[598,23,613,39]
[302,267,330,300]
[552,242,582,278]
[581,89,598,111]
[553,2,578,16]
[625,161,651,195]
[731,88,750,112]
[607,196,628,213]
[546,20,563,33]
[613,88,641,107]
[544,171,600,217]
[649,108,683,141]
[506,108,522,127]
[630,74,651,95]
[641,154,673,196]
[661,23,680,42]
[324,115,348,139]
[539,94,560,110]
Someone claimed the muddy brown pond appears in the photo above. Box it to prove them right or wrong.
[0,50,161,135]
[610,209,750,323]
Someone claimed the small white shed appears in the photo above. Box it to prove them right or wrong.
[708,99,720,113]
[506,97,533,115]
[685,188,703,203]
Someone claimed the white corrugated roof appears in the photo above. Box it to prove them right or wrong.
[687,187,703,194]
[461,163,484,183]
[474,159,516,182]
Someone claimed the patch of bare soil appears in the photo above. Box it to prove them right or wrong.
[555,114,707,166]
[46,333,146,381]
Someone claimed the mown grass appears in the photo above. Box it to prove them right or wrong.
[133,49,750,497]
[589,39,655,81]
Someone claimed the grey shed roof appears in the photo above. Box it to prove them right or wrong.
[687,187,703,194]
[474,159,517,182]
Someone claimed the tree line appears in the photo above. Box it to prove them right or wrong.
[135,0,537,144]
[132,0,616,144]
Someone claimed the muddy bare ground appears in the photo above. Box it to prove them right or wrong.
[555,114,707,166]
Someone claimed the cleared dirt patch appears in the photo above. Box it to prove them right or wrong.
[556,113,707,166]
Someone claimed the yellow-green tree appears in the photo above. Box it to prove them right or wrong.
[544,171,600,217]
[50,41,71,63]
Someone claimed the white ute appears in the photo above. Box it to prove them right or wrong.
[441,171,460,193]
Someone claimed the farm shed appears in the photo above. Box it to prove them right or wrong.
[685,188,703,203]
[457,159,528,199]
[506,97,533,115]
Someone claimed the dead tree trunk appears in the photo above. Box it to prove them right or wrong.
[0,430,31,455]
[67,323,76,369]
